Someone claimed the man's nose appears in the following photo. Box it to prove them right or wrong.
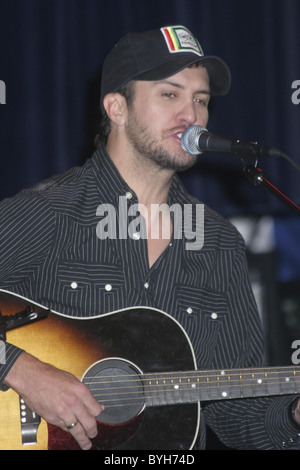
[176,100,198,126]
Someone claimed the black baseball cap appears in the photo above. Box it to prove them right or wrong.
[100,25,231,113]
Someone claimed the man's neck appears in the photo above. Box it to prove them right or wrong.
[105,139,174,207]
[105,138,175,268]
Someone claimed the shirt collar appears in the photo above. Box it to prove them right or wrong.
[90,144,138,203]
[90,143,192,206]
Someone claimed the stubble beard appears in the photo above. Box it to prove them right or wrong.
[125,112,197,173]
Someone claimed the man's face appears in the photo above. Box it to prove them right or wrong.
[124,65,210,172]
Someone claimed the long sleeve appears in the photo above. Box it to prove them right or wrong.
[202,238,300,449]
[0,190,56,386]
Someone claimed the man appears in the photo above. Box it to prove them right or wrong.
[0,25,300,450]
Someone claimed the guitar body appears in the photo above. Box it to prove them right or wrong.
[0,291,200,450]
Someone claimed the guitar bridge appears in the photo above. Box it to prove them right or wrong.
[19,397,41,445]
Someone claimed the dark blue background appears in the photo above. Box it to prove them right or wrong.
[0,0,300,282]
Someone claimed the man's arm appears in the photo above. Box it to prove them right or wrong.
[4,352,103,450]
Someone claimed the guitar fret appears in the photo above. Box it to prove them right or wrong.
[219,370,231,398]
[250,369,268,397]
[143,371,201,407]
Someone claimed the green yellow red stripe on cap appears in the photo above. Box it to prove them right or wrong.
[160,25,203,56]
[161,27,181,51]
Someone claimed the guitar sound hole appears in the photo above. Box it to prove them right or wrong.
[82,358,145,425]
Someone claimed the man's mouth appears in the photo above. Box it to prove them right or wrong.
[173,130,186,143]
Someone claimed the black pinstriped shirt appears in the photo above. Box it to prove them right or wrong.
[0,145,299,449]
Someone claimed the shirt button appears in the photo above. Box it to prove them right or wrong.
[125,191,133,199]
[186,307,193,314]
[144,282,149,289]
[70,282,78,289]
[132,232,141,240]
[105,284,112,291]
[211,312,218,319]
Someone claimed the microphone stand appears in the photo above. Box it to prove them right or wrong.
[232,143,300,216]
[244,166,300,216]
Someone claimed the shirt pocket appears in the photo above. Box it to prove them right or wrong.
[175,285,228,369]
[56,260,125,316]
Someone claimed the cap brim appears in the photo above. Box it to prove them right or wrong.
[128,54,231,96]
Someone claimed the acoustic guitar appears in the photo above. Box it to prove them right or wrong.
[0,289,299,450]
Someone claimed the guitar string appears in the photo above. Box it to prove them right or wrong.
[79,372,300,406]
[86,378,299,395]
[83,376,300,394]
[89,374,300,409]
[89,382,300,403]
[81,368,299,388]
[86,377,300,409]
[84,376,299,388]
[82,381,299,397]
[82,367,299,383]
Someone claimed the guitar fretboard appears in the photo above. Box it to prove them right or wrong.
[142,366,300,406]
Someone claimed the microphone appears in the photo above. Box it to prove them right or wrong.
[181,125,283,159]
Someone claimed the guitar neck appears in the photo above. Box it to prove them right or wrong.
[142,366,300,406]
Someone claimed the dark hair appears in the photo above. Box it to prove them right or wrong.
[94,82,136,147]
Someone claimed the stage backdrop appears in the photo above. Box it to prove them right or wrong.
[0,0,300,281]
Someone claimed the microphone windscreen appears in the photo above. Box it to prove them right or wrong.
[181,126,207,155]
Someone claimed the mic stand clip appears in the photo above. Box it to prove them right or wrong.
[233,144,300,216]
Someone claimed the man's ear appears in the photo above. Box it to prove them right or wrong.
[103,93,127,126]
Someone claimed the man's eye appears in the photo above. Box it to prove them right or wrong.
[193,98,208,107]
[163,93,176,98]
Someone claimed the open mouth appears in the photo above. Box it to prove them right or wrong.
[173,131,185,143]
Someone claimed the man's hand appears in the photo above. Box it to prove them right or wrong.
[4,352,103,450]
